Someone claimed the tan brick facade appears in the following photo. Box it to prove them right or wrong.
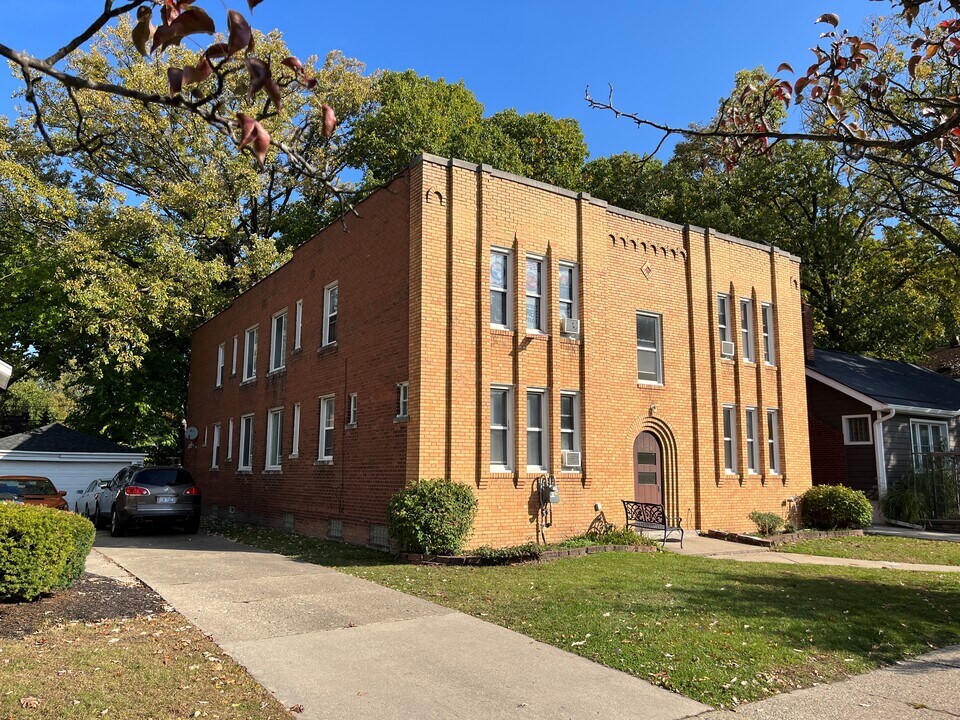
[186,154,812,548]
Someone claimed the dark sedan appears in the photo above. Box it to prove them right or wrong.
[109,466,201,536]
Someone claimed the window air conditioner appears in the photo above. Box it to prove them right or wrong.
[721,340,735,357]
[561,317,581,335]
[562,450,582,469]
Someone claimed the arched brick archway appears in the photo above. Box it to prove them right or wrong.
[625,416,681,522]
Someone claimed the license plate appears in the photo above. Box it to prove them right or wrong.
[157,496,176,504]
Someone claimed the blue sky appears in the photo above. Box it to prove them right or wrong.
[4,1,880,161]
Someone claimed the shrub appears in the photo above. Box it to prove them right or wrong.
[882,468,960,525]
[387,478,477,554]
[473,543,543,563]
[748,511,784,536]
[558,525,657,548]
[0,503,96,601]
[799,485,873,530]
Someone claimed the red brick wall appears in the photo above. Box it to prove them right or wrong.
[806,378,878,494]
[808,414,847,487]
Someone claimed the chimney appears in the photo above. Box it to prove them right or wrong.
[801,303,815,364]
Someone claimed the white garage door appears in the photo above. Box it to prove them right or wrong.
[0,458,142,506]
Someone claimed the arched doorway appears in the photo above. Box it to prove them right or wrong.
[633,431,662,504]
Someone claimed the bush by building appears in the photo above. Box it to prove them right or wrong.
[387,478,477,554]
[800,485,873,530]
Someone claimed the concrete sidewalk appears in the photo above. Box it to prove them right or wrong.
[92,532,708,720]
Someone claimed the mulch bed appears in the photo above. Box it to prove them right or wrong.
[403,543,657,566]
[0,573,168,639]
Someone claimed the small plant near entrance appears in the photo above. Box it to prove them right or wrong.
[387,478,477,555]
[748,511,785,536]
[800,485,873,530]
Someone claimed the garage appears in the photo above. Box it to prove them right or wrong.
[0,423,146,508]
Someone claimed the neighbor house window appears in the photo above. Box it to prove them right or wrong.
[270,310,287,372]
[226,418,234,461]
[559,263,578,328]
[767,409,781,474]
[211,423,221,469]
[722,405,737,473]
[718,294,732,353]
[319,395,335,460]
[526,389,547,470]
[397,383,409,419]
[761,303,776,364]
[911,419,949,468]
[291,403,301,457]
[348,393,358,426]
[560,391,581,470]
[294,299,303,350]
[842,415,872,445]
[266,408,283,470]
[323,282,338,346]
[745,407,759,474]
[216,343,225,387]
[231,335,238,376]
[740,298,755,362]
[636,311,663,384]
[243,326,258,381]
[239,414,254,470]
[490,386,513,471]
[525,255,544,332]
[490,249,512,329]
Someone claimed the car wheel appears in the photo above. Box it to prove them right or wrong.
[74,502,80,514]
[93,503,104,529]
[110,506,126,537]
[184,516,201,534]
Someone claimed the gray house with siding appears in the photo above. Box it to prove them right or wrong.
[806,349,960,498]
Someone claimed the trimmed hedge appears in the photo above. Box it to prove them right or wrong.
[800,485,873,530]
[0,503,96,601]
[387,478,477,554]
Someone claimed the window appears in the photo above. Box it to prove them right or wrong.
[636,312,663,384]
[767,409,781,474]
[226,418,234,460]
[203,425,208,446]
[525,256,544,332]
[270,310,287,372]
[291,403,301,457]
[722,405,737,473]
[740,298,755,362]
[526,390,548,470]
[559,263,578,328]
[211,423,221,469]
[842,415,873,445]
[745,407,759,474]
[294,299,303,350]
[243,326,258,381]
[319,395,335,461]
[490,249,511,329]
[718,294,732,351]
[560,391,581,468]
[348,393,358,426]
[490,386,513,470]
[911,419,949,468]
[323,282,338,346]
[761,303,776,364]
[266,408,283,470]
[216,343,225,387]
[231,335,238,376]
[239,414,254,471]
[397,383,409,419]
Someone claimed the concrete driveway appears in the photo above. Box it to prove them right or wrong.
[93,532,709,720]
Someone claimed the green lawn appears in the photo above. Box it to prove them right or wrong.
[779,535,960,566]
[205,520,960,708]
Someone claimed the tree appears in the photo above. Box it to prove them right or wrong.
[487,109,588,189]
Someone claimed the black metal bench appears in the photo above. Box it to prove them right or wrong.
[622,500,684,548]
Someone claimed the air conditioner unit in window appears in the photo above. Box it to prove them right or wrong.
[721,340,735,357]
[562,450,582,469]
[561,317,581,335]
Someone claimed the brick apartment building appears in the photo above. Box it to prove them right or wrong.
[185,153,812,547]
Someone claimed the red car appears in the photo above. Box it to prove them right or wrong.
[0,475,69,510]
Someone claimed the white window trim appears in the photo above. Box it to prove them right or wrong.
[740,298,755,363]
[291,403,301,457]
[203,425,208,447]
[242,325,258,381]
[226,418,234,461]
[636,311,664,386]
[319,394,335,462]
[723,404,738,474]
[745,407,759,474]
[231,335,238,376]
[910,419,950,467]
[216,343,225,388]
[767,408,781,475]
[270,309,288,373]
[265,407,284,470]
[559,262,579,330]
[842,414,874,445]
[322,282,338,347]
[238,413,254,471]
[490,384,514,472]
[560,390,581,471]
[211,422,221,469]
[526,388,549,472]
[525,254,545,334]
[294,299,303,350]
[397,382,409,419]
[761,303,776,365]
[718,294,732,347]
[348,393,358,427]
[490,247,513,330]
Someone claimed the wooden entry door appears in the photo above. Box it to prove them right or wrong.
[634,432,662,504]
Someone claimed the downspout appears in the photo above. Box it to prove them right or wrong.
[874,407,895,496]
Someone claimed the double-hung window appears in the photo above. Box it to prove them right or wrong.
[348,394,358,426]
[291,403,301,457]
[231,335,238,376]
[636,311,663,384]
[270,310,287,372]
[323,282,338,346]
[211,423,221,469]
[761,303,775,364]
[526,390,547,470]
[243,326,258,381]
[740,298,755,362]
[239,414,254,471]
[490,386,513,471]
[216,343,225,387]
[525,256,544,332]
[911,419,949,469]
[226,418,234,461]
[559,263,578,329]
[560,391,581,469]
[718,294,732,355]
[722,405,737,474]
[319,395,335,461]
[745,407,759,474]
[397,383,409,419]
[490,249,511,329]
[767,409,781,474]
[266,408,283,470]
[294,299,303,350]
